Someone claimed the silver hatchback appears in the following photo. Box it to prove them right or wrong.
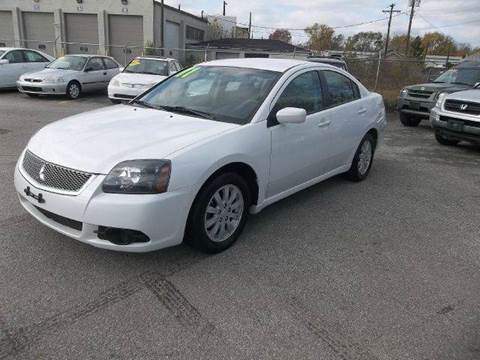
[17,55,121,99]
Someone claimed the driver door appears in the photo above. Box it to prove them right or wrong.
[267,70,331,198]
[82,57,106,91]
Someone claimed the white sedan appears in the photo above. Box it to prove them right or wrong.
[108,56,182,103]
[0,47,54,88]
[17,55,121,99]
[14,59,386,253]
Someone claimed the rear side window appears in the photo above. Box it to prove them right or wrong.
[103,58,119,69]
[322,70,359,107]
[24,50,48,63]
[5,50,25,63]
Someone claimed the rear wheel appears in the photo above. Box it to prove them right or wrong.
[435,130,459,146]
[399,113,422,127]
[66,81,81,100]
[186,172,250,253]
[345,133,375,182]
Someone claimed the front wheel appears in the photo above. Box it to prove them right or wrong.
[345,133,375,182]
[66,81,81,100]
[186,173,250,253]
[399,113,421,127]
[435,130,459,146]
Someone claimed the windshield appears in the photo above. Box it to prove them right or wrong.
[0,50,5,57]
[124,58,169,76]
[137,66,281,125]
[47,56,87,71]
[434,68,480,86]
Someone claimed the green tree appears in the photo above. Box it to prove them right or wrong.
[345,32,384,52]
[421,32,456,56]
[304,24,334,51]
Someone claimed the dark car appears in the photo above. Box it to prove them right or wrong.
[397,60,480,126]
[307,56,349,71]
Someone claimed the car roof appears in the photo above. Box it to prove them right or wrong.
[200,58,321,72]
[0,47,47,52]
[307,57,346,64]
[62,54,110,58]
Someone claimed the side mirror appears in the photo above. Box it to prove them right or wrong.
[276,107,307,124]
[474,82,480,89]
[0,59,9,65]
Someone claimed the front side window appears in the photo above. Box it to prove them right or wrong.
[124,58,169,76]
[86,58,104,71]
[274,71,323,115]
[323,70,358,107]
[137,66,281,125]
[5,50,25,64]
[24,50,48,63]
[47,56,87,71]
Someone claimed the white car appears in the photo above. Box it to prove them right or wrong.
[14,59,386,253]
[108,56,182,103]
[0,47,55,89]
[17,54,121,99]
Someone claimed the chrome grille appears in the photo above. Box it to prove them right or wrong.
[444,99,480,116]
[22,150,92,192]
[407,89,434,99]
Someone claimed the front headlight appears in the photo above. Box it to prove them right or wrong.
[400,88,408,97]
[435,92,447,108]
[43,76,64,84]
[111,79,120,87]
[102,159,171,194]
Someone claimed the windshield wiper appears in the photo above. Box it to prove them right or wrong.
[450,81,471,86]
[159,105,215,120]
[129,99,162,110]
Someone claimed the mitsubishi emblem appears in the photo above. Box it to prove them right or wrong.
[39,165,46,181]
[460,104,468,111]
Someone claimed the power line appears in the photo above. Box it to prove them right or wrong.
[414,14,480,30]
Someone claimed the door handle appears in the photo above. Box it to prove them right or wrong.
[358,108,367,115]
[103,72,107,75]
[317,120,331,128]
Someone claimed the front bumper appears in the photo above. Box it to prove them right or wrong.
[14,158,190,252]
[430,109,480,144]
[108,84,147,101]
[17,80,67,95]
[397,97,435,117]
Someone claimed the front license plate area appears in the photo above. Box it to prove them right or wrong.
[447,120,464,132]
[24,186,45,204]
[409,101,420,110]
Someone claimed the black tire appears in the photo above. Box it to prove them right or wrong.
[399,113,422,127]
[435,130,459,146]
[345,133,376,182]
[66,81,81,100]
[186,172,251,253]
[110,98,122,104]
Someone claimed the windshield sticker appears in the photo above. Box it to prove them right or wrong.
[130,59,141,66]
[176,66,200,78]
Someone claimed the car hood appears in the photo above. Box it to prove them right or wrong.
[406,82,471,93]
[445,89,480,102]
[27,105,239,174]
[22,68,79,79]
[113,72,167,85]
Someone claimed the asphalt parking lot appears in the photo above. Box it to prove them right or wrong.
[1,90,480,360]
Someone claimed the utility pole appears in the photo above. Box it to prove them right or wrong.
[248,12,252,39]
[223,1,227,16]
[160,0,165,56]
[405,0,420,56]
[382,3,400,56]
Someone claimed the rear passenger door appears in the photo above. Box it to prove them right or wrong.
[318,70,365,170]
[102,57,120,82]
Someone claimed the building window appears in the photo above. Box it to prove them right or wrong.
[186,26,204,41]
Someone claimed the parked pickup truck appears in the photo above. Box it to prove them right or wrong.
[430,88,480,146]
[397,61,480,127]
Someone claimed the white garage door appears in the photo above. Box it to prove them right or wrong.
[0,11,14,47]
[108,15,143,65]
[165,21,180,50]
[23,12,55,55]
[64,13,99,55]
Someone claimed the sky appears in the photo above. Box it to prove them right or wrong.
[166,0,480,48]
